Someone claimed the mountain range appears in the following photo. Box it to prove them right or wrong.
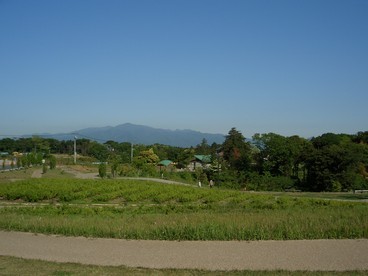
[37,123,225,147]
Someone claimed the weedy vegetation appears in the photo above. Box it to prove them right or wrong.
[0,178,367,241]
[2,256,368,276]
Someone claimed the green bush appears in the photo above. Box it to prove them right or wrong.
[246,173,296,191]
[42,163,47,174]
[98,163,107,178]
[169,171,195,182]
[119,164,138,177]
[48,155,57,170]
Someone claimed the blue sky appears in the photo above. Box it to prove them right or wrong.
[1,0,367,138]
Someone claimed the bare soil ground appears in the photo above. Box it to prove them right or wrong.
[31,169,43,178]
[0,231,367,271]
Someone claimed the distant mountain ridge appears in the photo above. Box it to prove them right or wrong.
[38,123,225,147]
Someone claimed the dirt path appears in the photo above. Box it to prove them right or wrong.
[0,231,367,271]
[31,169,43,178]
[59,166,98,179]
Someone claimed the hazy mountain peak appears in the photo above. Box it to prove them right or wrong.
[44,123,225,147]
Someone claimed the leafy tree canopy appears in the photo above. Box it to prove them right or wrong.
[222,127,251,171]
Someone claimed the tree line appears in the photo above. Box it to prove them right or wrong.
[0,129,367,192]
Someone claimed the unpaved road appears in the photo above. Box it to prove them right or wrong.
[0,231,367,271]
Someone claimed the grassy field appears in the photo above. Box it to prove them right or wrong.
[0,178,367,241]
[0,167,36,183]
[0,167,75,184]
[1,255,367,276]
[272,191,368,201]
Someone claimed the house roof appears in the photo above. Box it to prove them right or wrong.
[194,155,211,163]
[158,160,173,166]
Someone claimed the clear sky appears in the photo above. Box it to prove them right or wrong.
[1,0,367,138]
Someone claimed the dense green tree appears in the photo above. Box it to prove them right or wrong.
[103,142,133,164]
[131,148,159,177]
[31,136,50,154]
[353,131,368,144]
[222,128,251,172]
[0,138,16,152]
[285,135,312,182]
[166,146,185,164]
[306,134,368,191]
[311,133,350,149]
[196,138,211,155]
[253,133,311,179]
[176,148,195,169]
[15,138,34,152]
[45,139,61,154]
[134,148,159,164]
[58,140,74,154]
[88,142,109,161]
[152,144,167,160]
[253,133,290,176]
[77,139,91,156]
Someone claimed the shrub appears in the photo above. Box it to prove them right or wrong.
[42,163,47,174]
[49,155,57,170]
[119,164,138,177]
[246,173,296,191]
[98,163,107,178]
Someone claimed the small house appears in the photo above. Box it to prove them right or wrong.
[188,155,212,171]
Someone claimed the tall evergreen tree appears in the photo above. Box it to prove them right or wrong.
[222,128,251,172]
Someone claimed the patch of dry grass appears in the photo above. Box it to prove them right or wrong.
[0,256,366,275]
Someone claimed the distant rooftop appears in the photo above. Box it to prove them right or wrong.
[194,155,211,163]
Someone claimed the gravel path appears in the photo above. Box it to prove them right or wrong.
[0,231,367,271]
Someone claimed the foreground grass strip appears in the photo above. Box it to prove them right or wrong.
[0,179,367,240]
[1,205,366,240]
[0,256,366,276]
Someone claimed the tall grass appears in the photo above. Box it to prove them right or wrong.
[0,204,366,240]
[0,179,367,241]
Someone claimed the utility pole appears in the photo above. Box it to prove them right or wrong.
[217,147,221,187]
[131,143,134,163]
[74,136,77,164]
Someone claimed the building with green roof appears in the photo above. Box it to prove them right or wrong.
[189,155,212,171]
